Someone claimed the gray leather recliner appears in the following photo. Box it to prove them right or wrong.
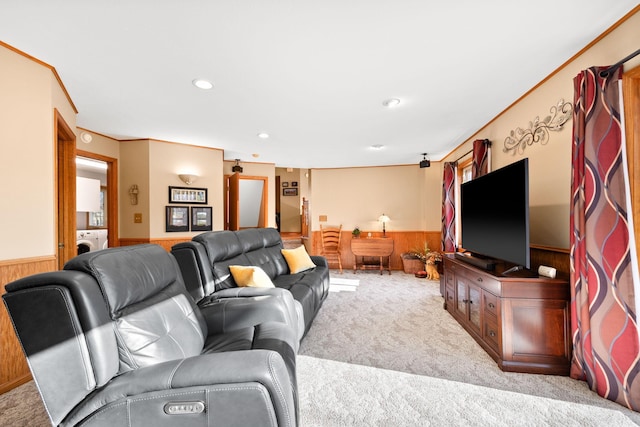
[172,228,329,339]
[3,244,298,426]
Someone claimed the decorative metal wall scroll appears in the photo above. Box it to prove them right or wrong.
[503,99,573,155]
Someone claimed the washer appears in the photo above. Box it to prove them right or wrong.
[77,230,99,255]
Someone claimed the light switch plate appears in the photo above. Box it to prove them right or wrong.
[134,213,142,223]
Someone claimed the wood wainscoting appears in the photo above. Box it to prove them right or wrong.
[0,256,57,394]
[308,230,571,276]
[310,230,441,272]
[119,237,192,252]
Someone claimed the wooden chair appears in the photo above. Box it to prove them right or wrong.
[320,224,343,273]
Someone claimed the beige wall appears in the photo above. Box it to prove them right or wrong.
[310,164,441,234]
[76,130,120,158]
[442,11,640,250]
[150,141,224,235]
[277,168,304,233]
[0,44,75,259]
[120,140,151,238]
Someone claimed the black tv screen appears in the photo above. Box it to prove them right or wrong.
[460,158,530,269]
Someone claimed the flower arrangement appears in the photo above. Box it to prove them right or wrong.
[352,226,361,238]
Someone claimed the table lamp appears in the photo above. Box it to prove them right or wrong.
[378,214,390,237]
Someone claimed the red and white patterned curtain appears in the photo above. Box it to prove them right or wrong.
[441,162,457,252]
[471,139,491,179]
[570,66,640,410]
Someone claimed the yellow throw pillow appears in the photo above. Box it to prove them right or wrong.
[229,265,275,288]
[281,245,316,274]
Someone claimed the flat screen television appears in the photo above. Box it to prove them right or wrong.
[459,158,530,272]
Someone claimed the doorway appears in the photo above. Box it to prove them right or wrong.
[76,149,119,250]
[225,173,268,230]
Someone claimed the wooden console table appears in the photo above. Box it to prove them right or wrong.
[351,238,394,275]
[443,254,571,375]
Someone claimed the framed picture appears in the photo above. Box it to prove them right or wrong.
[282,182,289,187]
[291,181,298,187]
[168,186,207,204]
[166,206,189,232]
[191,206,212,231]
[283,188,298,196]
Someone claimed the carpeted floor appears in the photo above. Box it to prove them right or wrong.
[2,271,639,426]
[300,271,640,425]
[297,355,636,426]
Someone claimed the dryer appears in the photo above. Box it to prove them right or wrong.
[96,229,108,250]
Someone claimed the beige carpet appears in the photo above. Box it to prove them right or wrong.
[299,270,640,426]
[298,355,636,426]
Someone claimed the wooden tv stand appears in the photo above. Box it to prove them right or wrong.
[443,254,571,375]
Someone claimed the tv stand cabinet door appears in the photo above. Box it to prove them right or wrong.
[501,298,571,375]
[453,275,482,337]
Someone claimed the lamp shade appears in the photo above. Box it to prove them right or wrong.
[378,214,390,223]
[178,174,198,185]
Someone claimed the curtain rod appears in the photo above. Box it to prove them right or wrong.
[451,139,491,164]
[600,48,640,77]
[453,149,473,164]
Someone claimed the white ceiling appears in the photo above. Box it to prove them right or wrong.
[1,1,637,168]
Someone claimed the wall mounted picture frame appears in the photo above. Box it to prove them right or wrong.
[168,186,207,204]
[283,188,298,196]
[282,182,289,187]
[291,181,298,187]
[166,206,189,232]
[191,206,212,231]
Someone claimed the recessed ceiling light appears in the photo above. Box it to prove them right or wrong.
[382,98,401,108]
[192,79,213,90]
[370,144,385,150]
[257,132,270,139]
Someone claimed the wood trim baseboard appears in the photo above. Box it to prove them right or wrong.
[0,374,32,395]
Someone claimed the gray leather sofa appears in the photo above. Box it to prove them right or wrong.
[3,244,298,426]
[171,228,330,339]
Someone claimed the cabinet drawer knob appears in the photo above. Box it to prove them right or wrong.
[477,277,483,282]
[462,299,469,303]
[488,302,495,309]
[489,331,496,337]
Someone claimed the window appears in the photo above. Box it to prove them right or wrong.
[455,157,473,247]
[88,186,107,228]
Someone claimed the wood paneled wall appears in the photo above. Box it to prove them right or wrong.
[0,256,57,394]
[310,230,441,271]
[119,237,192,252]
[309,230,570,276]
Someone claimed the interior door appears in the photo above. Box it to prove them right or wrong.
[227,173,240,230]
[225,173,268,230]
[55,110,76,269]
